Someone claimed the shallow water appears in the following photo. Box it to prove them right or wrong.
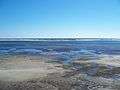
[0,40,120,63]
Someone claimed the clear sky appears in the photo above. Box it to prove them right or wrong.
[0,0,120,38]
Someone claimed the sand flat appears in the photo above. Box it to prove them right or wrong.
[89,55,120,67]
[0,55,65,81]
[73,55,120,67]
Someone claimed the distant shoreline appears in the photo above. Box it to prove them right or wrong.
[0,38,120,41]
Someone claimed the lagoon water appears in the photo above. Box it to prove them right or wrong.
[0,39,120,63]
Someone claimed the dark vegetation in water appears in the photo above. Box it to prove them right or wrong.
[95,67,120,78]
[62,60,120,79]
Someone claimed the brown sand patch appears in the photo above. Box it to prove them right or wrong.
[0,55,65,81]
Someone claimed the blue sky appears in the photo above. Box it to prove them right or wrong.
[0,0,120,38]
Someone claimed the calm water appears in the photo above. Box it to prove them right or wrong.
[0,40,120,62]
